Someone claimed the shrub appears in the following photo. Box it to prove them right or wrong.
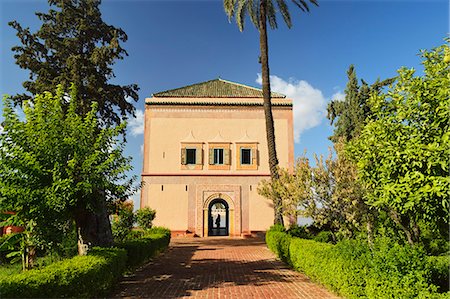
[427,255,450,292]
[287,224,313,239]
[313,230,334,243]
[0,228,172,297]
[146,226,171,236]
[112,201,135,242]
[136,207,156,230]
[266,230,447,298]
[116,228,171,270]
[266,225,291,264]
[0,247,127,298]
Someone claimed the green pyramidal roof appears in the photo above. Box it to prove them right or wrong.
[153,78,286,98]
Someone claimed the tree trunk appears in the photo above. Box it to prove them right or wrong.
[411,218,421,243]
[74,198,113,255]
[26,247,36,270]
[389,209,415,245]
[259,0,283,226]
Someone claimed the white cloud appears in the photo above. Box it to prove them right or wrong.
[125,96,134,103]
[128,109,144,136]
[256,74,327,144]
[331,91,345,102]
[140,143,144,155]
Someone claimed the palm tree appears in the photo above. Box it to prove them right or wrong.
[224,0,318,225]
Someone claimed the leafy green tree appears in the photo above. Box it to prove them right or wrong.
[0,85,135,255]
[111,200,135,242]
[224,0,318,225]
[327,65,395,142]
[8,0,139,248]
[259,142,374,241]
[9,0,138,125]
[258,158,312,221]
[348,42,450,245]
[307,143,374,241]
[136,207,156,230]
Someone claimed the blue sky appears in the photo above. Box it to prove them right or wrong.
[1,0,448,208]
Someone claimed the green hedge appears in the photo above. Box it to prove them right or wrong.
[117,228,171,269]
[0,247,127,298]
[266,227,449,299]
[266,227,291,264]
[0,228,171,298]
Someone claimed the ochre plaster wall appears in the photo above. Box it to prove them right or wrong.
[143,105,292,175]
[140,100,294,235]
[249,187,275,231]
[148,184,188,230]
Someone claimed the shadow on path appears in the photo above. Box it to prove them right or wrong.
[109,237,338,298]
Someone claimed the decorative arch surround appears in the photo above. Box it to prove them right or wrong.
[196,184,241,237]
[204,193,235,210]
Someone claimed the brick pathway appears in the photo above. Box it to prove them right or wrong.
[111,237,339,298]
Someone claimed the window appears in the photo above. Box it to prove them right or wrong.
[186,148,196,164]
[214,148,224,165]
[208,144,231,169]
[236,143,258,170]
[241,148,251,165]
[181,143,203,170]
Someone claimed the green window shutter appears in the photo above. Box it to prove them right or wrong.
[224,148,230,165]
[251,148,257,165]
[209,148,214,165]
[181,148,187,165]
[196,148,203,165]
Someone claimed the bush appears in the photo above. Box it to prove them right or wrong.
[313,230,334,243]
[116,227,171,270]
[0,228,172,297]
[266,230,448,298]
[146,226,171,236]
[427,255,450,292]
[136,207,156,230]
[266,225,291,264]
[0,247,127,298]
[112,201,135,242]
[287,224,313,239]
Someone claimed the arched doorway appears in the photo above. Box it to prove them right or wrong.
[208,199,229,236]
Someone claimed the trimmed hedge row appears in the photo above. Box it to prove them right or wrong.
[0,229,171,298]
[266,227,449,299]
[0,247,126,298]
[117,227,171,269]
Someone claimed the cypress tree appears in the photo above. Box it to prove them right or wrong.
[9,0,139,126]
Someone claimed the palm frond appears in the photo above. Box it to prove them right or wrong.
[300,0,312,11]
[276,0,292,28]
[266,0,278,29]
[236,0,248,31]
[247,0,260,29]
[292,0,306,12]
[224,0,237,20]
[309,0,319,7]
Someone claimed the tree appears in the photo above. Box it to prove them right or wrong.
[136,207,156,230]
[258,157,312,221]
[9,0,139,126]
[348,42,450,245]
[224,0,318,225]
[259,141,373,241]
[0,85,135,256]
[327,65,395,142]
[111,200,135,242]
[8,0,139,248]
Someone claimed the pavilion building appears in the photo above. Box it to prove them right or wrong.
[140,78,294,237]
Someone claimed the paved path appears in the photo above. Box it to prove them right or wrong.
[111,237,339,298]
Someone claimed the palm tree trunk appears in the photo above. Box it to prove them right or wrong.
[259,0,284,226]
